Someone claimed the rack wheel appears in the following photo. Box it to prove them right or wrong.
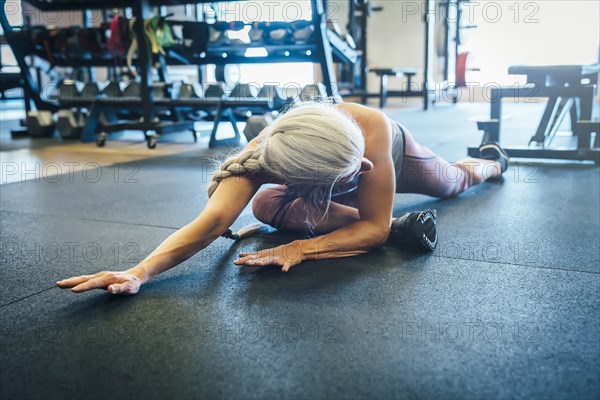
[96,132,107,147]
[147,135,158,149]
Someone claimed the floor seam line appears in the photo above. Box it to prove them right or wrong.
[0,286,56,309]
[0,264,125,309]
[2,251,597,308]
[0,209,181,230]
[423,253,600,275]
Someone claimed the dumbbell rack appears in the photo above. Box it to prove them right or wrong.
[1,0,341,148]
[0,0,195,147]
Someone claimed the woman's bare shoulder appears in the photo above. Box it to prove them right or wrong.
[335,102,388,127]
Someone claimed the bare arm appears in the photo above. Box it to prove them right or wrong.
[235,105,396,270]
[298,108,395,259]
[129,173,262,283]
[57,140,264,294]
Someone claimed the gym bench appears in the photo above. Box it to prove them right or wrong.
[468,64,600,164]
[369,68,422,108]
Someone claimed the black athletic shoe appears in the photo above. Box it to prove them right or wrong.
[479,142,510,174]
[388,209,438,252]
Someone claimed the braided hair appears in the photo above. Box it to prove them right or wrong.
[208,148,263,198]
[209,147,268,241]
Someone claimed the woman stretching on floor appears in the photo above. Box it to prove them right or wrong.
[57,101,509,295]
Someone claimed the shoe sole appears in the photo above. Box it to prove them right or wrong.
[480,143,510,173]
[415,209,438,251]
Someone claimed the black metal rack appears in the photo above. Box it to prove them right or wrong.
[0,0,344,148]
[467,64,599,163]
[10,0,236,9]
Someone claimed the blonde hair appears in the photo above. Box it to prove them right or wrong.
[209,101,365,238]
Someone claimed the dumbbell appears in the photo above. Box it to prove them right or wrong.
[243,114,274,142]
[292,21,315,44]
[26,110,55,138]
[300,83,328,102]
[175,82,202,99]
[258,85,290,110]
[248,22,264,44]
[204,82,226,99]
[215,65,241,90]
[388,210,438,252]
[152,82,175,100]
[117,81,171,99]
[58,80,83,103]
[101,81,122,99]
[208,21,230,46]
[56,109,85,139]
[229,83,259,101]
[264,22,292,44]
[81,82,101,101]
[122,81,141,98]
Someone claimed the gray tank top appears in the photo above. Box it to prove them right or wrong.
[390,119,406,185]
[331,118,405,197]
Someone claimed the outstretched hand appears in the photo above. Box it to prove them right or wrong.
[56,270,144,295]
[234,242,304,272]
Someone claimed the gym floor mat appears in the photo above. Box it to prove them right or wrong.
[1,102,598,399]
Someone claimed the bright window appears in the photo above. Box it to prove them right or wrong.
[1,0,23,33]
[465,1,599,85]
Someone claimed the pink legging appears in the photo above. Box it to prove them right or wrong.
[252,125,479,230]
[398,126,474,198]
